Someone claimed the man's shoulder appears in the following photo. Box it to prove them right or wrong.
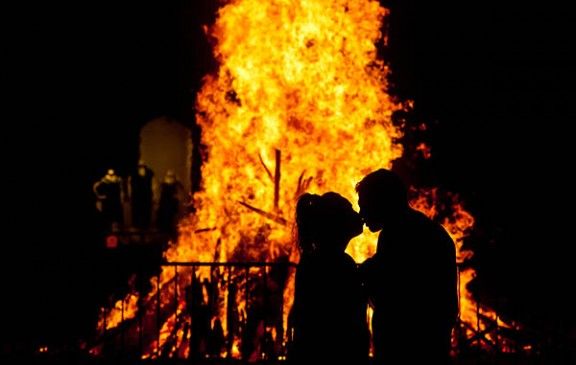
[408,209,455,245]
[410,209,447,231]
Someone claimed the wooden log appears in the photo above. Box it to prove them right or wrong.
[274,149,281,210]
[238,201,287,225]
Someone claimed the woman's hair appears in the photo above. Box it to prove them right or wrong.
[295,192,357,253]
[295,193,321,253]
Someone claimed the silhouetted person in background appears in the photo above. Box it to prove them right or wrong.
[187,272,211,359]
[128,160,155,230]
[93,168,124,231]
[289,192,369,365]
[207,318,225,357]
[357,168,457,365]
[156,169,184,239]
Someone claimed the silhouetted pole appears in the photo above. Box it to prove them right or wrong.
[157,272,161,356]
[476,297,480,348]
[274,149,281,210]
[258,153,274,181]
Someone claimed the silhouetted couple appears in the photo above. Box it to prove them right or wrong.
[289,168,458,365]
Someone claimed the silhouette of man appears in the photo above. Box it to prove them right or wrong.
[128,160,155,230]
[156,169,184,238]
[93,168,124,231]
[356,169,457,364]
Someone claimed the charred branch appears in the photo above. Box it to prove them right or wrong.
[460,321,499,350]
[194,227,217,233]
[258,153,274,182]
[238,201,287,225]
[274,149,281,210]
[295,170,313,198]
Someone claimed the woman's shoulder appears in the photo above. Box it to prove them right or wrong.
[300,251,357,271]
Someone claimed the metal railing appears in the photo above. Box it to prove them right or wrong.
[94,261,546,363]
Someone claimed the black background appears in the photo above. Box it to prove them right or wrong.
[3,0,575,352]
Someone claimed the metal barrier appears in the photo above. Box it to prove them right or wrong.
[94,261,545,363]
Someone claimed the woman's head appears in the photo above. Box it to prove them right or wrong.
[296,192,363,253]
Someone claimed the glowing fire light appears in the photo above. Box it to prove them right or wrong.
[193,0,403,267]
[96,0,517,358]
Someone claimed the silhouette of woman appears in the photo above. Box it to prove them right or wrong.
[156,169,183,239]
[289,192,369,364]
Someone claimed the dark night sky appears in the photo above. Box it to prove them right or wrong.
[3,0,575,351]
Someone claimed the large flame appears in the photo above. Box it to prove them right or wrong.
[96,0,516,359]
[192,0,402,266]
[182,0,401,355]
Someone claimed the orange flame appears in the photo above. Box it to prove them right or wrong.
[98,293,138,331]
[193,0,403,265]
[166,1,402,354]
[96,0,516,358]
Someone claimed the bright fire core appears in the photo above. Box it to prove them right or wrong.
[192,0,402,264]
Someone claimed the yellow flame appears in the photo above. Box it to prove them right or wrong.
[192,0,402,266]
[97,0,515,357]
[98,293,138,331]
[189,1,402,354]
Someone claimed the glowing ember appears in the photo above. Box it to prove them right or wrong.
[98,293,138,331]
[95,0,516,359]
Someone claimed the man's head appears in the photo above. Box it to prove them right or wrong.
[356,168,408,232]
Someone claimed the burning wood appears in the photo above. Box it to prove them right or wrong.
[95,263,293,360]
[238,201,287,225]
[274,149,281,210]
[94,0,522,360]
[258,153,274,182]
[295,171,313,198]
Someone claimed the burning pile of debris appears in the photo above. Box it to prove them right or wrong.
[93,261,295,361]
[88,0,537,362]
